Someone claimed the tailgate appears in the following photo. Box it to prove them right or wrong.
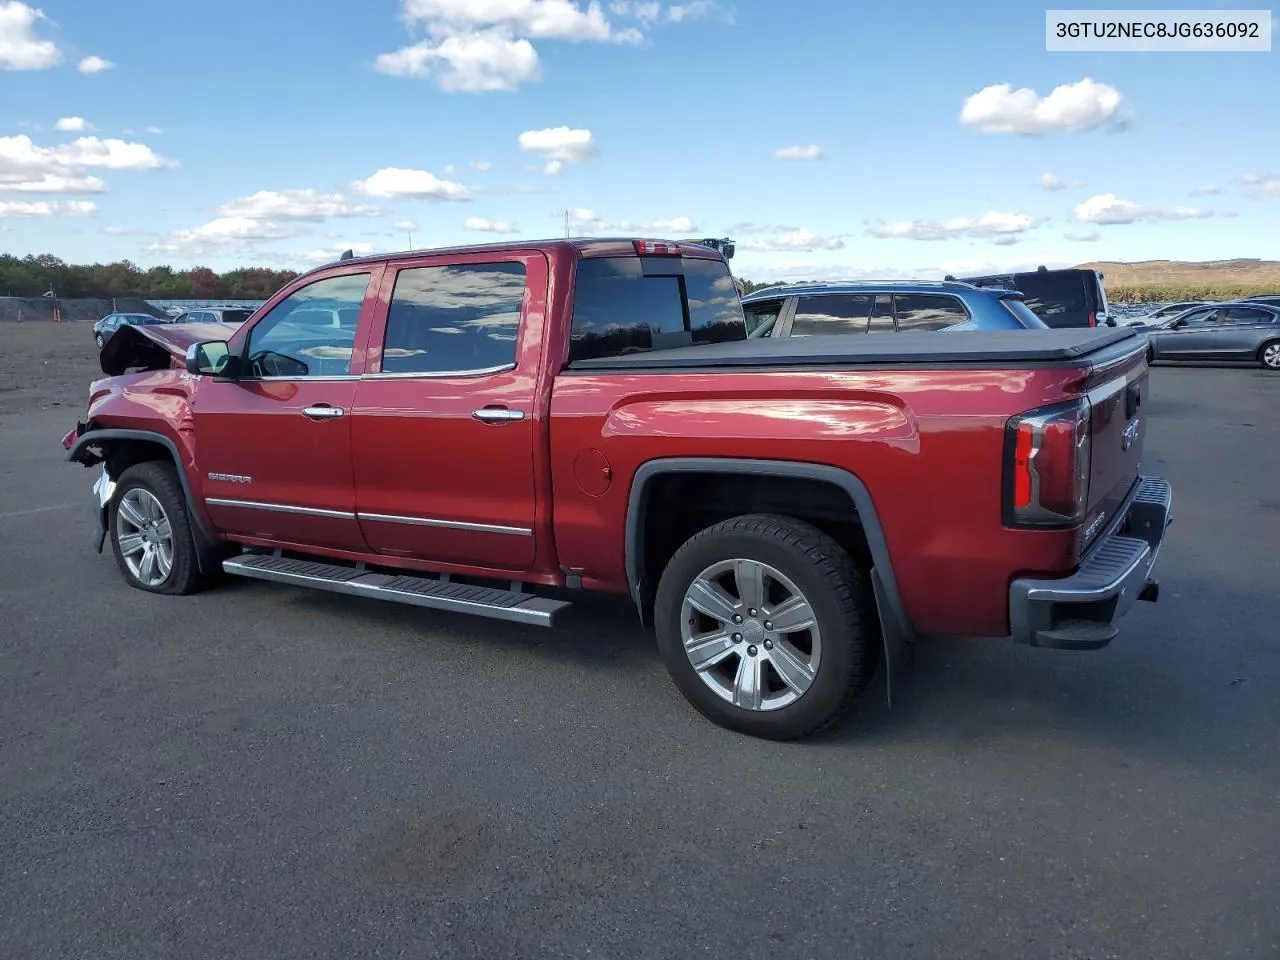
[1081,341,1149,547]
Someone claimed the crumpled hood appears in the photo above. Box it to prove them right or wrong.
[99,321,237,375]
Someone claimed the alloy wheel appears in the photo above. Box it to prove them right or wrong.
[679,558,822,712]
[1263,343,1280,369]
[115,488,174,587]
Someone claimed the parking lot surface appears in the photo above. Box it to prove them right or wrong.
[2,345,1278,959]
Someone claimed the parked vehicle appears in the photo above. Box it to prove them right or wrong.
[62,238,1171,740]
[739,281,1048,339]
[92,312,170,350]
[172,306,257,325]
[1243,295,1280,308]
[1125,301,1211,326]
[1146,302,1280,369]
[951,266,1111,329]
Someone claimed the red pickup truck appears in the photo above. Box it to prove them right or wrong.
[63,238,1172,740]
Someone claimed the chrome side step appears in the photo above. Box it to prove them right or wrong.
[222,554,571,627]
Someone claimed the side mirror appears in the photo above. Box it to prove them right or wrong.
[185,340,238,378]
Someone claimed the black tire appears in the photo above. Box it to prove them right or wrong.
[95,334,105,349]
[1259,339,1280,371]
[1146,344,1155,365]
[654,513,880,741]
[108,461,205,595]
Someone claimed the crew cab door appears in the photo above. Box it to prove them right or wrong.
[191,268,381,551]
[349,252,547,572]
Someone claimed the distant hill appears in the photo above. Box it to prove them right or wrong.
[1074,259,1280,300]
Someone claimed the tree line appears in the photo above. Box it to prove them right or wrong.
[0,254,298,300]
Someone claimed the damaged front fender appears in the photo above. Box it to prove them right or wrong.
[98,321,237,376]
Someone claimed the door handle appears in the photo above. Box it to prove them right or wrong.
[472,407,525,423]
[302,405,345,420]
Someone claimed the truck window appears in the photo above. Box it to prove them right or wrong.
[244,272,371,378]
[1010,272,1085,327]
[569,256,745,362]
[893,294,969,332]
[792,294,872,336]
[381,262,527,374]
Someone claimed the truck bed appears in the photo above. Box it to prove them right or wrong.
[566,328,1141,371]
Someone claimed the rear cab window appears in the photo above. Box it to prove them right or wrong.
[569,254,745,362]
[892,294,969,332]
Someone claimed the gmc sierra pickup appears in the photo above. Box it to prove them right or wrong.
[62,238,1172,740]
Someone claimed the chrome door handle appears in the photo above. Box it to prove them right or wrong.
[472,407,525,423]
[302,405,345,420]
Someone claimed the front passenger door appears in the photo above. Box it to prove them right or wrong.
[192,268,381,551]
[1156,308,1218,358]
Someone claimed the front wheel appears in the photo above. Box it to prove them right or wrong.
[654,514,880,740]
[108,461,205,595]
[95,334,105,349]
[1260,340,1280,371]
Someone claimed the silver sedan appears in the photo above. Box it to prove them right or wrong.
[1147,302,1280,370]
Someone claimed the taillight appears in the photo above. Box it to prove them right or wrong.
[1088,312,1097,327]
[633,240,682,256]
[1003,399,1092,527]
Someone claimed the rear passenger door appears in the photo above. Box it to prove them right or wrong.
[1216,306,1275,358]
[787,294,874,336]
[892,294,970,332]
[350,252,547,573]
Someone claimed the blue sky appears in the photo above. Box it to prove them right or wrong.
[1,0,1276,281]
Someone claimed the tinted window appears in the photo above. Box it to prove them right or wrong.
[1015,273,1086,320]
[1222,307,1272,324]
[893,294,969,332]
[868,294,894,333]
[744,299,782,338]
[221,309,254,323]
[381,262,526,374]
[569,256,745,362]
[792,294,872,336]
[246,272,370,378]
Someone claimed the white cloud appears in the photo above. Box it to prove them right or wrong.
[667,0,716,21]
[961,77,1124,134]
[464,216,518,233]
[1074,193,1214,225]
[470,159,493,171]
[1247,180,1280,198]
[297,242,377,264]
[218,189,379,221]
[442,163,458,174]
[518,125,596,174]
[77,55,114,74]
[1189,184,1221,197]
[1238,171,1274,184]
[0,133,170,193]
[868,210,1039,243]
[567,207,606,231]
[1041,171,1084,191]
[610,1,659,22]
[1238,173,1280,198]
[394,219,419,231]
[773,144,823,161]
[151,217,298,255]
[725,221,798,235]
[741,229,847,253]
[401,0,640,41]
[1065,230,1100,242]
[353,166,472,200]
[102,225,130,235]
[145,125,163,134]
[0,2,60,70]
[640,215,696,232]
[375,31,541,92]
[55,116,91,132]
[0,199,95,217]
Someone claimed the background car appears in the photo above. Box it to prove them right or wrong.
[1146,301,1280,369]
[947,266,1111,328]
[173,306,257,325]
[740,281,1049,339]
[1126,300,1211,326]
[91,312,171,350]
[1243,295,1280,308]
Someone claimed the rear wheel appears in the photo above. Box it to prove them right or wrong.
[108,462,204,595]
[654,513,880,740]
[1260,340,1280,371]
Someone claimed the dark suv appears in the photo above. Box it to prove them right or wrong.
[739,281,1047,338]
[953,267,1111,329]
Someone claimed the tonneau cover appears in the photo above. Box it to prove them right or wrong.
[567,328,1140,372]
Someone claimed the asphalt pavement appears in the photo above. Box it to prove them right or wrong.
[2,364,1278,960]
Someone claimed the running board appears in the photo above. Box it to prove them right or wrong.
[222,554,571,627]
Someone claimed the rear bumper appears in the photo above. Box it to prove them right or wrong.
[1009,476,1172,650]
